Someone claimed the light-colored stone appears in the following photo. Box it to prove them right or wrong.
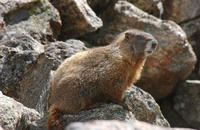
[66,120,194,130]
[123,85,169,127]
[0,91,41,130]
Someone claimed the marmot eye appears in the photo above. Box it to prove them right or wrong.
[136,36,143,40]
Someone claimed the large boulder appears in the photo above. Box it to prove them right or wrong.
[0,31,53,116]
[0,0,61,44]
[30,85,169,130]
[49,0,103,39]
[66,120,194,130]
[83,1,197,99]
[0,91,41,130]
[163,0,200,23]
[0,31,45,100]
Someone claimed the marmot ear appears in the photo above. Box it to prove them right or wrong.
[125,32,130,40]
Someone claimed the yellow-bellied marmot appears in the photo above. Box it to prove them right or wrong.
[47,29,158,130]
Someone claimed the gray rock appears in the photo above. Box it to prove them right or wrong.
[83,0,197,99]
[66,120,194,130]
[0,31,53,116]
[123,85,169,127]
[0,31,44,100]
[30,86,169,129]
[30,104,135,130]
[163,0,200,23]
[0,0,61,44]
[49,0,103,39]
[0,91,41,130]
[0,32,88,117]
[45,40,87,70]
[173,80,200,129]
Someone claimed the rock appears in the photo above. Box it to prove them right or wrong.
[123,85,169,127]
[159,97,191,128]
[66,120,194,130]
[180,18,200,79]
[87,0,117,15]
[49,0,103,39]
[0,91,41,130]
[0,0,61,44]
[124,0,164,17]
[87,0,164,17]
[83,0,197,99]
[44,40,87,70]
[0,31,44,99]
[163,0,200,23]
[173,80,200,129]
[0,31,54,116]
[30,104,135,130]
[30,85,169,129]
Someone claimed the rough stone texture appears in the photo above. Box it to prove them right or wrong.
[30,85,169,130]
[0,91,41,130]
[0,0,61,44]
[62,104,135,126]
[30,104,135,130]
[173,80,200,129]
[0,31,44,99]
[44,40,87,70]
[180,18,200,79]
[49,0,103,39]
[124,85,169,127]
[82,1,197,99]
[0,31,54,117]
[163,0,200,23]
[66,120,194,130]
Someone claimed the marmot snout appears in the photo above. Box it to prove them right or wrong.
[47,29,158,130]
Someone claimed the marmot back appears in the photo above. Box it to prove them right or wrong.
[47,29,158,130]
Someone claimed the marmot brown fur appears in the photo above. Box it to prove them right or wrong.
[47,29,158,130]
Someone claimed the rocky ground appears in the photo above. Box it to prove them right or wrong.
[0,0,200,130]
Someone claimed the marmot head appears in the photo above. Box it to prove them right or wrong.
[125,29,158,57]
